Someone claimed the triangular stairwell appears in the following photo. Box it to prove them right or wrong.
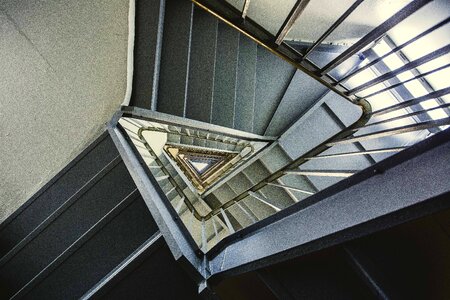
[164,145,238,193]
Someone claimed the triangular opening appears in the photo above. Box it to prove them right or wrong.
[165,145,238,193]
[186,156,222,176]
[191,161,210,173]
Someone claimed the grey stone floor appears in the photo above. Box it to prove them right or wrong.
[0,0,129,222]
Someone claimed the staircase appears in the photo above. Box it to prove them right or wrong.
[133,0,333,137]
[2,0,450,298]
[0,133,199,299]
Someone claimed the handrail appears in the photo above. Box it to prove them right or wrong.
[123,0,449,252]
[190,0,368,106]
[201,99,372,220]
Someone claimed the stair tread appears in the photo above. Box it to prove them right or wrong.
[211,21,239,128]
[253,46,296,135]
[0,162,137,298]
[264,70,327,136]
[185,7,218,123]
[22,197,157,300]
[157,0,193,117]
[234,34,257,133]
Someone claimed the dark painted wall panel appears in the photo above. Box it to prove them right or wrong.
[0,134,118,258]
[103,243,200,300]
[24,197,157,300]
[0,162,135,298]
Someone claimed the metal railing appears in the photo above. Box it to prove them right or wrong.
[121,0,450,252]
[120,98,450,252]
[185,0,450,251]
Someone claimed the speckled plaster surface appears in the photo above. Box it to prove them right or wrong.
[0,0,129,222]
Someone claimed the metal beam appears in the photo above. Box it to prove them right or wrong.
[267,182,314,195]
[363,62,450,99]
[241,0,250,19]
[81,232,164,299]
[285,170,357,177]
[248,192,281,212]
[338,17,450,83]
[305,147,405,159]
[221,208,235,234]
[356,103,450,130]
[319,0,432,75]
[370,87,450,117]
[207,128,450,278]
[328,117,450,145]
[236,202,257,223]
[275,0,311,45]
[342,244,391,299]
[347,44,450,95]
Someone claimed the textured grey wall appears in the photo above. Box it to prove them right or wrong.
[0,0,129,222]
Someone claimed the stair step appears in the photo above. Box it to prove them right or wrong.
[167,133,181,144]
[234,33,257,133]
[253,46,296,135]
[193,137,206,147]
[228,172,273,221]
[157,0,193,117]
[258,144,316,202]
[243,161,294,209]
[259,144,291,172]
[129,0,164,109]
[264,70,328,136]
[210,183,237,205]
[211,21,239,128]
[206,139,219,149]
[180,135,194,145]
[185,6,218,123]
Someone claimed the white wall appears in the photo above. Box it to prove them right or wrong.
[0,0,129,222]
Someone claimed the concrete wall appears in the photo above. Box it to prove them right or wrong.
[0,0,129,222]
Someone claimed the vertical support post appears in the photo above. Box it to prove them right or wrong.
[221,208,235,234]
[212,217,219,241]
[201,218,207,252]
